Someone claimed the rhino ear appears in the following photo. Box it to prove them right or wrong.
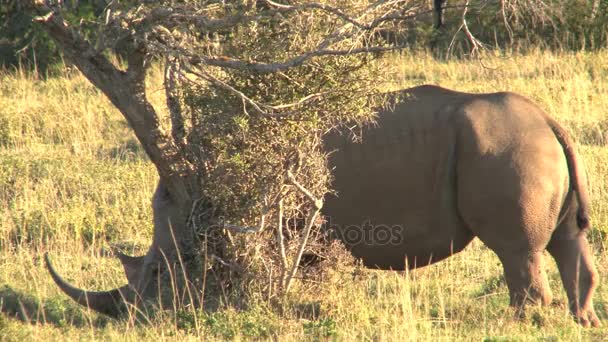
[113,249,145,285]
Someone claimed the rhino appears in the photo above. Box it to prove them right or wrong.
[323,85,599,327]
[45,85,599,326]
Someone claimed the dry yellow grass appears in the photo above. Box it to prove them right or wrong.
[0,50,607,340]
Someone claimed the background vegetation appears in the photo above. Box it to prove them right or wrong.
[3,0,608,73]
[0,49,607,340]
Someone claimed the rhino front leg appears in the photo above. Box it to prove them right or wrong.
[498,250,554,309]
[548,235,601,327]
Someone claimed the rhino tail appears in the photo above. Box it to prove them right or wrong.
[545,116,591,230]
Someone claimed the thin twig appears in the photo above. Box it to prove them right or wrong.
[218,193,278,234]
[500,0,514,45]
[182,65,269,115]
[461,0,484,57]
[276,198,288,291]
[282,169,324,292]
[269,92,327,110]
[286,170,323,210]
[190,45,405,74]
[182,63,332,118]
[283,205,322,292]
[264,0,416,30]
[165,58,187,149]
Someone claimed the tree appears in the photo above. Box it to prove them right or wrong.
[27,0,418,317]
[0,0,110,72]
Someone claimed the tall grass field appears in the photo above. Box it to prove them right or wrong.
[0,51,607,340]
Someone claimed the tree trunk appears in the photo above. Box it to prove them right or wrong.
[31,3,206,317]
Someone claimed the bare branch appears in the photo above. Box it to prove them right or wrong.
[448,1,498,69]
[275,198,288,290]
[140,0,414,35]
[165,58,187,149]
[216,193,281,234]
[269,92,328,110]
[144,0,420,74]
[283,205,322,292]
[264,0,380,29]
[182,63,332,118]
[183,65,270,116]
[141,5,256,33]
[460,0,485,56]
[500,0,514,45]
[264,0,420,30]
[287,170,323,210]
[281,167,324,291]
[190,45,404,74]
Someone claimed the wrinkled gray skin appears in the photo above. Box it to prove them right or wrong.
[323,85,600,327]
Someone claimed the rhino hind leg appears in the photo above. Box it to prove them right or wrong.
[497,250,553,308]
[547,235,601,327]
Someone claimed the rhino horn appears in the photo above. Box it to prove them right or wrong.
[44,253,133,317]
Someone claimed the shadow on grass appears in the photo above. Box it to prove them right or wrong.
[0,285,109,328]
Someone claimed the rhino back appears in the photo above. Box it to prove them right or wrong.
[323,85,475,269]
[323,85,572,269]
